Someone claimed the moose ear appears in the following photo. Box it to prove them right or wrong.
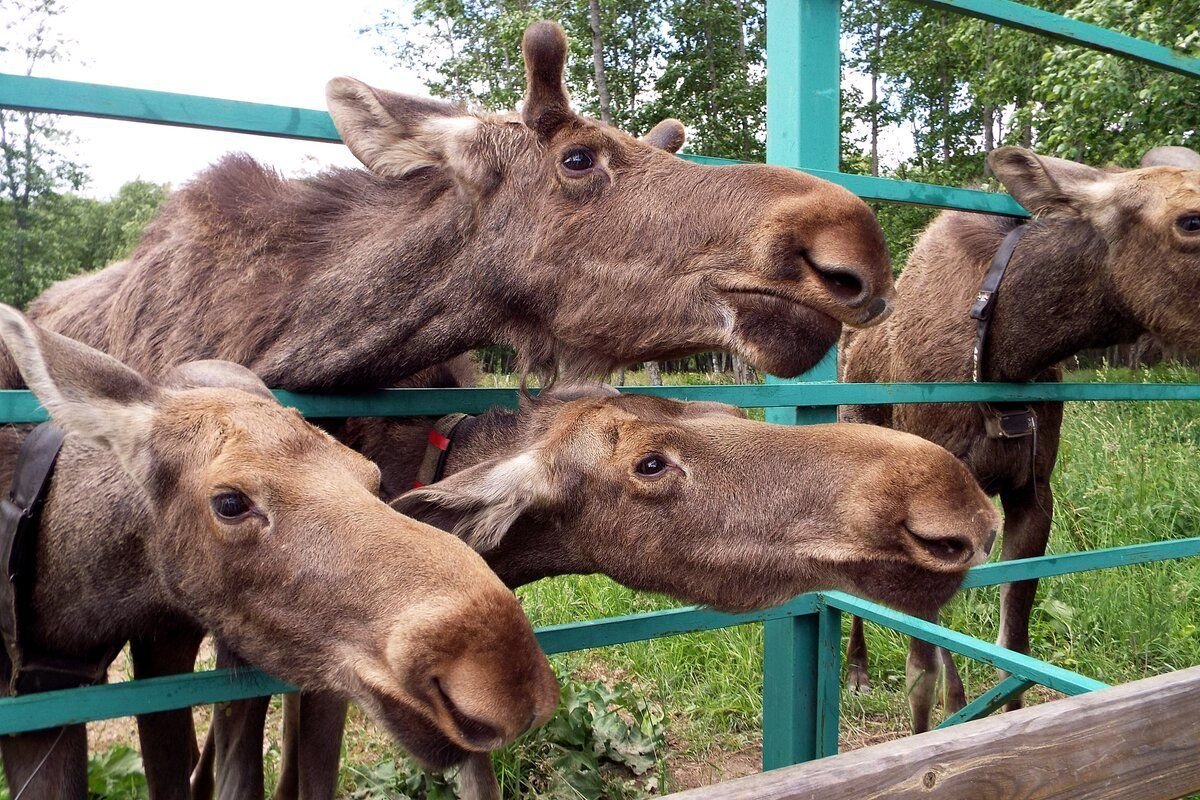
[391,452,552,553]
[988,147,1110,217]
[166,359,275,401]
[327,77,482,179]
[1140,146,1200,170]
[642,119,686,153]
[0,304,161,473]
[521,21,573,139]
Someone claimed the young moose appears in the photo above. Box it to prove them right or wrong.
[0,309,559,799]
[841,144,1200,733]
[204,384,1001,799]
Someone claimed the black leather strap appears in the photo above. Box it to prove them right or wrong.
[413,414,476,488]
[2,423,65,692]
[0,422,114,695]
[970,223,1030,383]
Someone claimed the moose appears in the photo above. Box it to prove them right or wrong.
[841,144,1200,733]
[2,19,905,798]
[0,307,560,798]
[195,382,1001,798]
[21,21,895,395]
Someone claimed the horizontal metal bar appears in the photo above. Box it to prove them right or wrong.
[918,0,1200,79]
[3,381,1199,424]
[0,75,1025,218]
[0,73,1024,217]
[961,536,1200,589]
[936,675,1035,729]
[683,154,1027,216]
[0,597,819,734]
[535,594,818,655]
[0,73,341,140]
[0,668,294,736]
[822,591,1107,696]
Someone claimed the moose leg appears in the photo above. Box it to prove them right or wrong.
[131,628,205,800]
[939,647,966,713]
[845,616,870,692]
[905,633,940,734]
[458,753,500,800]
[0,724,89,799]
[210,641,270,800]
[274,691,347,800]
[997,480,1053,711]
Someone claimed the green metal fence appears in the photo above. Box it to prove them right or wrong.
[0,0,1198,781]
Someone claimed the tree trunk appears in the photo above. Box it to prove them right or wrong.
[645,360,662,387]
[870,15,881,177]
[587,0,613,125]
[982,24,996,175]
[733,354,754,385]
[938,14,951,165]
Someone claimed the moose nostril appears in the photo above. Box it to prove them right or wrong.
[433,678,504,750]
[906,526,974,566]
[812,264,868,307]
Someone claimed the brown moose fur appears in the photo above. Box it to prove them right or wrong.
[0,308,558,799]
[0,19,901,799]
[13,22,895,395]
[202,384,1000,799]
[840,145,1200,733]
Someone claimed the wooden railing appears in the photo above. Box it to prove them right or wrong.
[665,665,1200,800]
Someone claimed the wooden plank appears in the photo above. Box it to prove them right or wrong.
[665,665,1200,800]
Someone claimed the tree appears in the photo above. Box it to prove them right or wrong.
[647,0,765,161]
[0,0,88,306]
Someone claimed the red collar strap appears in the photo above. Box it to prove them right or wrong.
[413,413,473,488]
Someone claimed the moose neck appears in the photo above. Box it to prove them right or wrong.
[362,407,588,587]
[30,161,530,393]
[982,218,1143,382]
[241,168,523,391]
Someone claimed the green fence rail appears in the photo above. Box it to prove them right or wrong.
[0,0,1197,782]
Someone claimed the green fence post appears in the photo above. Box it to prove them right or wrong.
[815,600,842,757]
[761,0,843,770]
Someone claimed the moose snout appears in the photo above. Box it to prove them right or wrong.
[903,524,988,569]
[809,262,894,326]
[389,591,559,754]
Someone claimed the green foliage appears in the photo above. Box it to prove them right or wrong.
[85,746,149,800]
[0,745,151,800]
[342,677,667,799]
[365,0,765,159]
[0,180,168,307]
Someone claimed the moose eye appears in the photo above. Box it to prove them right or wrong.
[634,454,669,477]
[561,148,596,173]
[211,491,253,521]
[1177,213,1200,233]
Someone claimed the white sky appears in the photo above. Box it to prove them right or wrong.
[0,0,425,198]
[1,2,913,198]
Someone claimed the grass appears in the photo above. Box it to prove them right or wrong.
[6,363,1200,797]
